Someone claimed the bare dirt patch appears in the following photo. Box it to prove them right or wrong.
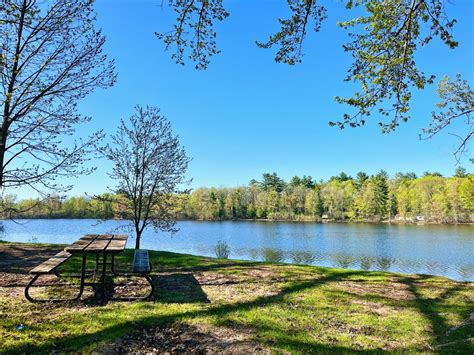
[194,267,284,304]
[336,280,416,301]
[0,244,63,286]
[106,323,269,354]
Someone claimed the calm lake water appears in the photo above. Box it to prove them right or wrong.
[1,219,473,281]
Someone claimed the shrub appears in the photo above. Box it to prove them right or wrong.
[214,240,230,259]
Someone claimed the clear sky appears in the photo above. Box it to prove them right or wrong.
[15,0,474,199]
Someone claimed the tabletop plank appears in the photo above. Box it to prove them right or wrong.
[85,234,113,252]
[107,235,128,252]
[30,251,72,274]
[64,234,128,253]
[65,234,98,252]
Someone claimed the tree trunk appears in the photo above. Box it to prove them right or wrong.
[1,1,27,187]
[135,230,141,249]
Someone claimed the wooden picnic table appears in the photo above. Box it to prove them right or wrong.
[26,234,154,302]
[25,234,129,302]
[64,234,129,298]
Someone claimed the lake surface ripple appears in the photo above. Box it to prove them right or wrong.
[1,219,473,281]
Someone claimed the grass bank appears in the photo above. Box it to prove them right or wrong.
[0,243,473,353]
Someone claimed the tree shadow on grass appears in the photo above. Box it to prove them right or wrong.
[322,273,473,352]
[3,250,472,353]
[397,275,474,352]
[0,244,62,274]
[4,269,370,354]
[152,273,210,304]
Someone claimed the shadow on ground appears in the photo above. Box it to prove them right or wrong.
[1,244,473,353]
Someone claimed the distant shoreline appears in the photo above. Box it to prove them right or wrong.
[1,217,473,226]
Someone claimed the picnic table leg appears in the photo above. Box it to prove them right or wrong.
[24,274,41,302]
[54,253,94,279]
[111,253,122,276]
[101,252,107,298]
[75,253,87,301]
[24,254,86,303]
[94,253,100,276]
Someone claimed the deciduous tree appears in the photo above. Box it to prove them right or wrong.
[103,106,190,249]
[0,0,115,196]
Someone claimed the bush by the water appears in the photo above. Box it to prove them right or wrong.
[214,241,230,259]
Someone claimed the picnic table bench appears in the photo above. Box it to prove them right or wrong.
[25,234,154,302]
[29,250,72,275]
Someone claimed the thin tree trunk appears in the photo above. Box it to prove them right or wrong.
[135,226,142,249]
[135,232,141,249]
[1,0,27,186]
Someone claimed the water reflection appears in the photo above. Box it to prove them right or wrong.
[1,219,473,281]
[424,261,448,276]
[290,250,316,265]
[333,255,354,269]
[360,256,373,271]
[232,246,474,282]
[456,265,474,280]
[261,248,284,263]
[376,257,395,271]
[248,248,261,261]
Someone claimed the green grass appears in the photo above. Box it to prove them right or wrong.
[1,246,473,353]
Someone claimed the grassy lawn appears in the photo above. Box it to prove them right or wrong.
[0,244,473,353]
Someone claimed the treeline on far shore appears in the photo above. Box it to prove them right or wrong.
[4,169,474,224]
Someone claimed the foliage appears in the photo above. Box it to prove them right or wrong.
[156,1,470,159]
[259,172,286,193]
[155,0,229,70]
[101,106,190,249]
[331,0,457,132]
[255,0,326,65]
[8,170,474,224]
[420,74,473,161]
[0,0,115,195]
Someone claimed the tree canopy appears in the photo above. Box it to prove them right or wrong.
[102,106,190,249]
[8,169,473,224]
[156,0,472,160]
[0,0,115,197]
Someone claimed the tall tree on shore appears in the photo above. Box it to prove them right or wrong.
[103,106,190,249]
[0,0,115,196]
[454,167,467,178]
[355,171,369,190]
[260,172,286,193]
[373,171,389,218]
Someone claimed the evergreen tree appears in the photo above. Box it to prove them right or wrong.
[454,167,468,178]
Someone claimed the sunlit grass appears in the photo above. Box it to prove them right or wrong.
[1,246,473,353]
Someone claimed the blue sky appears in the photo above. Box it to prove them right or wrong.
[16,0,474,198]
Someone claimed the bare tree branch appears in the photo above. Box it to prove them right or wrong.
[1,0,116,196]
[100,106,191,249]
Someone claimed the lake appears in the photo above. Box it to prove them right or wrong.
[1,219,473,281]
